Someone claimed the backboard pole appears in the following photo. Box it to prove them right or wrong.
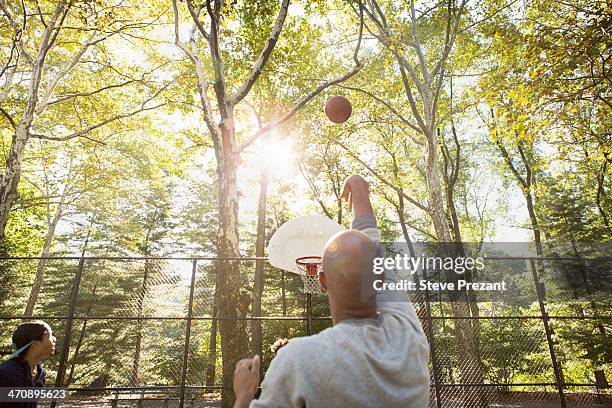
[306,293,312,335]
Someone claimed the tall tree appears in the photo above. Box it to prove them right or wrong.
[0,0,168,241]
[24,142,77,316]
[359,0,466,241]
[357,2,487,402]
[171,2,363,404]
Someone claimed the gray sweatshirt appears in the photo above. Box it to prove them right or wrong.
[251,215,430,408]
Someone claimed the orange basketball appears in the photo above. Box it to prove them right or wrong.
[324,95,352,123]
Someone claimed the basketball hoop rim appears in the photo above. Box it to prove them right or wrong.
[295,255,322,265]
[295,256,322,276]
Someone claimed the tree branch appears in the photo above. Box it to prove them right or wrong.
[30,132,106,144]
[409,0,432,86]
[206,0,228,115]
[238,66,363,154]
[395,55,428,131]
[238,2,365,154]
[432,0,468,122]
[44,79,137,107]
[0,0,34,64]
[323,132,429,212]
[358,2,432,132]
[339,84,424,138]
[596,156,611,230]
[299,163,334,219]
[35,0,47,28]
[457,0,519,35]
[516,139,532,187]
[495,139,528,192]
[0,106,16,129]
[38,29,117,114]
[0,39,18,78]
[229,0,290,106]
[173,0,222,159]
[450,120,460,185]
[185,0,210,41]
[31,77,171,143]
[369,0,389,29]
[44,0,71,53]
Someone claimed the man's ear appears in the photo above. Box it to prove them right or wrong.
[319,271,327,292]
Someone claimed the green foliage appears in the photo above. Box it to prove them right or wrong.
[1,0,610,398]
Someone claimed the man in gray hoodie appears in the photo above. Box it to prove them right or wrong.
[234,174,430,408]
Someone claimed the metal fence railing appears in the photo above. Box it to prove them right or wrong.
[0,256,610,407]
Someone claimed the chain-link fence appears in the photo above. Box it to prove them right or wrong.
[0,256,610,407]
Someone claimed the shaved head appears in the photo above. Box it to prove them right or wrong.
[321,230,378,322]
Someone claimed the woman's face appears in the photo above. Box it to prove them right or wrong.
[35,328,56,358]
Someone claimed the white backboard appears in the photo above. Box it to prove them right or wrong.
[267,215,344,275]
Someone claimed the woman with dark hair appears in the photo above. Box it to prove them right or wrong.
[0,321,56,407]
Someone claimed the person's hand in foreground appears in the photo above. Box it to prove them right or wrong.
[233,354,260,408]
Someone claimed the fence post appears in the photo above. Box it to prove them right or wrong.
[423,281,442,408]
[306,293,312,336]
[530,258,567,408]
[179,259,198,408]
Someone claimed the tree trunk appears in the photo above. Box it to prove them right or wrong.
[65,231,93,386]
[358,0,483,401]
[424,132,486,406]
[0,27,50,241]
[525,192,543,256]
[206,258,221,392]
[397,194,416,258]
[24,209,62,316]
[445,175,462,244]
[205,304,218,392]
[252,171,268,376]
[66,284,96,385]
[131,217,156,386]
[131,258,150,385]
[596,157,610,232]
[0,125,30,241]
[332,163,343,225]
[441,126,484,382]
[423,133,453,242]
[569,239,608,386]
[396,193,431,329]
[217,137,249,408]
[66,320,88,386]
[281,271,286,317]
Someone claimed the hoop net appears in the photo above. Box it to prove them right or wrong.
[295,256,323,294]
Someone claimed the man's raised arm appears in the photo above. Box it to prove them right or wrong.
[341,174,412,308]
[340,174,380,243]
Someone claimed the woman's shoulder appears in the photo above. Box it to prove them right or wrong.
[0,358,29,386]
[0,357,25,372]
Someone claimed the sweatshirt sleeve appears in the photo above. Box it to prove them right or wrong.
[350,214,382,243]
[351,215,413,312]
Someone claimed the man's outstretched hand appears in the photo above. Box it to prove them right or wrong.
[340,174,373,218]
[233,355,260,408]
